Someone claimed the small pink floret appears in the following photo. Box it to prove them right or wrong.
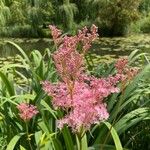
[17,103,38,121]
[115,58,139,82]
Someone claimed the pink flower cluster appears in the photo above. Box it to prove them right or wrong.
[17,103,38,121]
[51,24,98,84]
[49,25,62,45]
[42,76,119,132]
[115,57,128,74]
[115,57,139,82]
[42,25,120,132]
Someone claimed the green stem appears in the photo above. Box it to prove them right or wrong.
[76,128,87,150]
[25,122,33,150]
[77,134,82,150]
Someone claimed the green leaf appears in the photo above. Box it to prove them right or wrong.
[62,126,74,150]
[128,49,139,61]
[30,50,42,68]
[6,133,25,150]
[41,100,57,119]
[20,145,27,150]
[103,122,123,150]
[114,107,150,135]
[11,94,35,102]
[81,133,88,150]
[35,131,42,147]
[0,96,18,106]
[129,52,148,65]
[38,121,50,134]
[38,132,56,150]
[0,71,15,96]
[5,41,30,64]
[110,64,150,121]
[53,139,63,150]
[124,64,150,99]
[75,133,88,150]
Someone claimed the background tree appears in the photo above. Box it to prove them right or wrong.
[1,0,150,37]
[87,0,142,36]
[72,0,89,23]
[139,0,150,15]
[57,0,78,31]
[8,0,25,25]
[0,0,10,26]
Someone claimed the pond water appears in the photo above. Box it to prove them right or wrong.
[0,38,52,57]
[0,34,150,63]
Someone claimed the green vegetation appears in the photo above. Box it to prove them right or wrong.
[0,41,149,150]
[1,0,150,37]
[0,1,150,150]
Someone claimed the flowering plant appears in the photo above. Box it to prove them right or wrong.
[17,103,38,121]
[0,29,147,150]
[42,25,123,133]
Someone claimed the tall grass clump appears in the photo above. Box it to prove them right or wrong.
[0,25,150,150]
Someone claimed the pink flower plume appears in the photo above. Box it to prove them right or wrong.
[17,103,38,121]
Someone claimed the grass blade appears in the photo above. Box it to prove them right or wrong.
[0,71,15,96]
[103,122,123,150]
[6,133,25,150]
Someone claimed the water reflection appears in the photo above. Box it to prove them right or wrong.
[0,38,52,57]
[0,35,150,58]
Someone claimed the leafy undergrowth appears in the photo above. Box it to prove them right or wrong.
[0,37,150,150]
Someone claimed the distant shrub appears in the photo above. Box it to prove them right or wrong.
[130,13,150,34]
[129,21,142,34]
[87,0,141,36]
[140,14,150,33]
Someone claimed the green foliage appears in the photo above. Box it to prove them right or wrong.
[0,0,10,27]
[2,0,150,36]
[130,12,150,34]
[0,42,150,150]
[8,1,25,25]
[0,0,54,37]
[87,0,141,36]
[89,50,150,150]
[139,13,150,33]
[139,0,150,14]
[72,0,89,23]
[56,0,78,31]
